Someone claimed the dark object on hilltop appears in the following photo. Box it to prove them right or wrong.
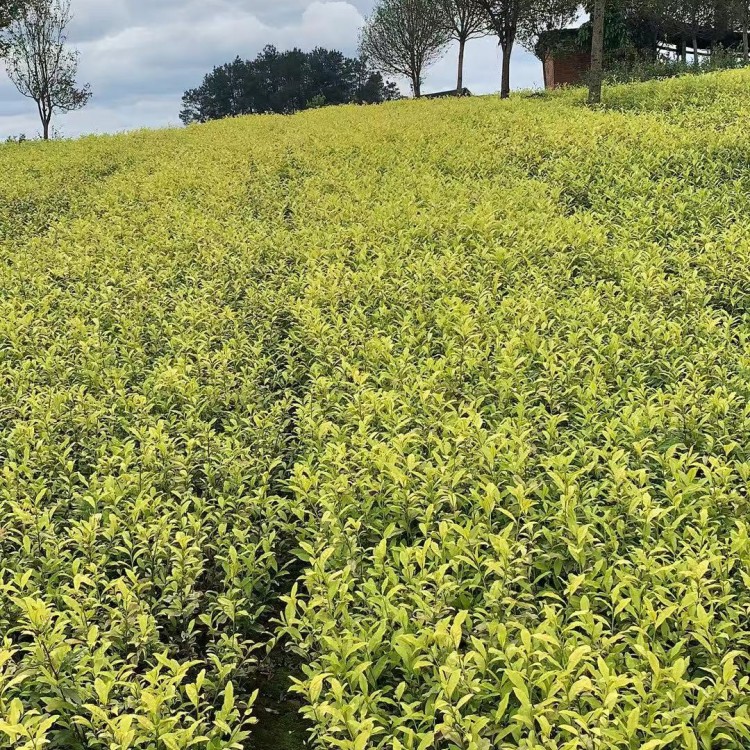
[424,88,472,98]
[180,46,401,125]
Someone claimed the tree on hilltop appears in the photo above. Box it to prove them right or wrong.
[359,0,451,97]
[438,0,491,90]
[475,0,579,98]
[3,0,91,139]
[180,46,400,124]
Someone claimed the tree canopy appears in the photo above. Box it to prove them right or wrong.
[180,46,400,125]
[0,0,30,54]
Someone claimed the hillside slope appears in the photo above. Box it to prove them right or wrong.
[2,69,750,750]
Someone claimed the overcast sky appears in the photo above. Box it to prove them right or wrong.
[0,0,545,140]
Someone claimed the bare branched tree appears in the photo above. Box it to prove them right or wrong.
[438,0,490,90]
[4,0,91,139]
[359,0,451,98]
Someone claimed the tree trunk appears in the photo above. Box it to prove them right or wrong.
[457,37,466,92]
[412,74,421,98]
[743,18,748,62]
[40,102,51,140]
[500,42,512,99]
[588,0,605,106]
[693,33,699,67]
[681,38,687,63]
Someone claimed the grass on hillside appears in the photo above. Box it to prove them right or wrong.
[1,68,750,750]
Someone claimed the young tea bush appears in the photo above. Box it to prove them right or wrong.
[2,68,750,749]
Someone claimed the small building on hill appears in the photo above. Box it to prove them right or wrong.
[538,23,745,90]
[540,30,591,89]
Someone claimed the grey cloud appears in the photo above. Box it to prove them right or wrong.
[0,0,544,140]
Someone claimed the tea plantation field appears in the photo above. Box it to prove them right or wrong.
[2,70,750,750]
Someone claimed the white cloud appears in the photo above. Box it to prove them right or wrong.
[0,0,544,139]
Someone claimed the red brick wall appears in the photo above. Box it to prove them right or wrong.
[543,51,590,89]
